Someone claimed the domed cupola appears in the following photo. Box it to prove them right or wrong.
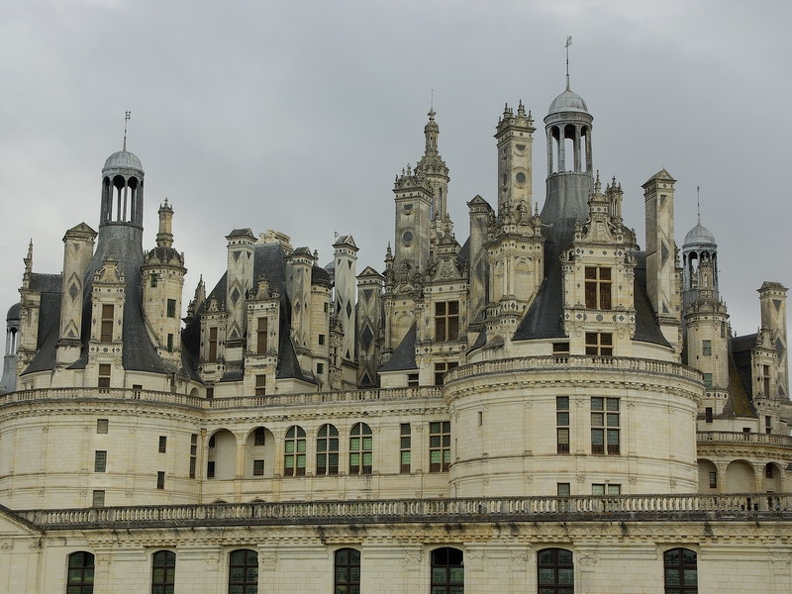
[541,82,595,229]
[100,115,145,229]
[547,88,589,115]
[681,220,719,308]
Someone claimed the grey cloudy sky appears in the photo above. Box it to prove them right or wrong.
[1,0,790,339]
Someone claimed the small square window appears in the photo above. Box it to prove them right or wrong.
[158,436,167,453]
[407,373,419,387]
[92,490,105,507]
[557,483,571,497]
[97,419,109,434]
[253,459,264,476]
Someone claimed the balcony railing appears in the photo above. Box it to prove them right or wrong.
[12,493,791,531]
[0,386,443,411]
[697,431,792,447]
[446,355,703,383]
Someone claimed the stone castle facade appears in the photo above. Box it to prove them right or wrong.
[0,81,791,592]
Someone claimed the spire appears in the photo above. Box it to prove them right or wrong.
[565,36,572,90]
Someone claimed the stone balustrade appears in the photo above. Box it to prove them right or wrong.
[0,386,443,410]
[13,493,791,530]
[446,355,703,383]
[697,431,792,447]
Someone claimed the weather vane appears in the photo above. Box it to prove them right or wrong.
[696,185,701,224]
[123,111,131,151]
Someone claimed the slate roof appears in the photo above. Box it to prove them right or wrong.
[180,241,313,384]
[512,231,669,347]
[23,226,172,376]
[378,323,417,372]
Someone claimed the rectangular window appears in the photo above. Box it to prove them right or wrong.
[703,373,713,389]
[557,396,570,454]
[132,384,143,398]
[434,301,460,342]
[763,364,771,396]
[317,363,324,375]
[255,375,266,396]
[434,361,458,386]
[167,333,174,352]
[705,407,713,423]
[318,334,325,346]
[253,459,264,476]
[585,332,613,356]
[254,427,266,446]
[591,397,619,455]
[766,415,772,435]
[92,490,105,507]
[94,450,107,473]
[256,317,268,355]
[557,483,571,496]
[98,364,111,389]
[592,483,621,495]
[207,460,216,478]
[585,267,612,309]
[552,342,570,355]
[158,436,167,453]
[100,304,114,342]
[702,339,712,356]
[189,434,197,479]
[167,299,176,318]
[429,421,451,472]
[407,373,419,387]
[97,419,109,434]
[157,471,165,490]
[400,423,411,473]
[150,274,158,288]
[709,471,717,489]
[208,327,218,362]
[206,387,214,399]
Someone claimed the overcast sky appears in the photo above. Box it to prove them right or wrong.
[1,0,790,341]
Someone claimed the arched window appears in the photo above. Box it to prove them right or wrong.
[151,550,176,594]
[229,549,258,594]
[430,547,464,593]
[537,548,573,593]
[349,423,372,475]
[664,548,697,593]
[284,426,306,476]
[317,424,339,475]
[334,548,361,594]
[66,551,95,594]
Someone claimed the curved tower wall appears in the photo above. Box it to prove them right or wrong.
[445,357,702,497]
